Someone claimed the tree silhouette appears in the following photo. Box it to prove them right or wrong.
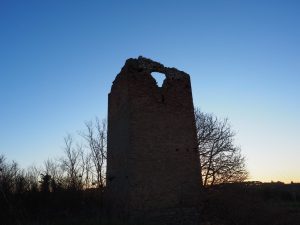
[195,108,248,186]
[40,173,51,193]
[61,135,83,190]
[81,118,107,189]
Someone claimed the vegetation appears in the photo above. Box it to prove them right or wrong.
[0,117,108,224]
[195,108,248,186]
[202,182,300,225]
[1,113,299,224]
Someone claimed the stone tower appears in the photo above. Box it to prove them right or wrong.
[107,57,201,223]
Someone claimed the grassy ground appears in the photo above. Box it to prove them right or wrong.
[202,183,300,225]
[1,183,300,225]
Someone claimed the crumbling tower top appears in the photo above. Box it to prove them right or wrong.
[111,56,190,90]
[124,56,188,78]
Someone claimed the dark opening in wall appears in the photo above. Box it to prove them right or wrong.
[151,72,166,87]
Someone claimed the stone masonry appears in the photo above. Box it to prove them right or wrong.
[106,56,201,224]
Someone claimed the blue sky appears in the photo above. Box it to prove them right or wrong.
[0,0,299,182]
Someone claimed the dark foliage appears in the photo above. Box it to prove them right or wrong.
[0,114,299,224]
[0,188,106,225]
[1,178,300,225]
[201,182,300,225]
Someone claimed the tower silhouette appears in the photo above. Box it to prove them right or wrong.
[107,56,201,224]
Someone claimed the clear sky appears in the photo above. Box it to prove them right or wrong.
[0,0,299,183]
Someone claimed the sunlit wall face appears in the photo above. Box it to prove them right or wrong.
[0,1,299,183]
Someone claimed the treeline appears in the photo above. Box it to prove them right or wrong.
[0,108,249,196]
[0,110,252,224]
[0,118,109,225]
[0,118,107,195]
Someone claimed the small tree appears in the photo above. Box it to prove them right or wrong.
[79,150,93,189]
[25,165,40,192]
[0,155,19,194]
[195,108,248,186]
[81,118,107,189]
[43,159,64,191]
[40,173,51,193]
[61,135,83,190]
[15,170,29,194]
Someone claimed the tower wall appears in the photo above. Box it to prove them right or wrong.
[107,57,201,222]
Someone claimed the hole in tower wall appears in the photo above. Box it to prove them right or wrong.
[151,72,166,87]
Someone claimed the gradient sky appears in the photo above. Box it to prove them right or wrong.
[0,0,299,183]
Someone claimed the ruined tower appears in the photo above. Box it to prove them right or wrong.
[107,57,201,223]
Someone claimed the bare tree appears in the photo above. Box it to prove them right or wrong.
[0,155,19,193]
[79,150,93,189]
[60,134,83,190]
[42,159,65,191]
[195,108,248,186]
[81,118,107,188]
[15,169,29,194]
[25,165,40,192]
